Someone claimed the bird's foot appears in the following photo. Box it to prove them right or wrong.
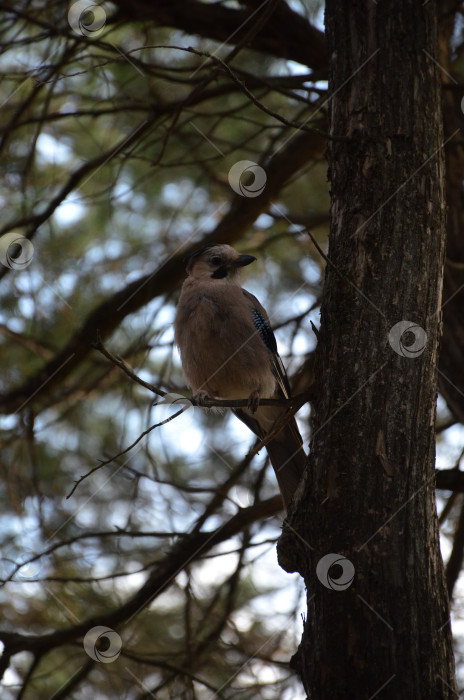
[191,390,211,405]
[247,390,260,414]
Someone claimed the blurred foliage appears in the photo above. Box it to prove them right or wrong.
[0,0,463,698]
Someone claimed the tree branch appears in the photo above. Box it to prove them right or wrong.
[435,468,464,493]
[112,0,327,71]
[0,128,324,415]
[0,495,282,665]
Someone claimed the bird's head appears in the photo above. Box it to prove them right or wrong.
[185,244,256,282]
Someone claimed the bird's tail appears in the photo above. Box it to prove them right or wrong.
[265,420,306,508]
[233,407,306,509]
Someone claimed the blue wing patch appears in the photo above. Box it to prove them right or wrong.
[243,289,291,397]
[251,308,278,354]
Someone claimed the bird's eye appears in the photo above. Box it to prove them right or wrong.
[211,256,221,266]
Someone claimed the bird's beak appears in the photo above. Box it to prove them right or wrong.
[233,254,256,268]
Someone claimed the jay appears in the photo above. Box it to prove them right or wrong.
[174,243,306,509]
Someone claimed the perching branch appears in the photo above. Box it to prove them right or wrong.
[94,335,314,408]
[67,338,313,497]
[0,128,324,416]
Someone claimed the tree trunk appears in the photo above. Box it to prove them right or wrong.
[278,1,457,698]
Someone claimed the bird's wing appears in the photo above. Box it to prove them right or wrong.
[241,289,291,399]
[235,290,306,510]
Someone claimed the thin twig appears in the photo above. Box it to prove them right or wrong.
[92,335,165,397]
[66,407,184,499]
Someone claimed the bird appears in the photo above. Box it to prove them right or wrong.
[174,243,307,510]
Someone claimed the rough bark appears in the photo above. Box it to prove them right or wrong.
[278,1,457,698]
[437,2,464,424]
